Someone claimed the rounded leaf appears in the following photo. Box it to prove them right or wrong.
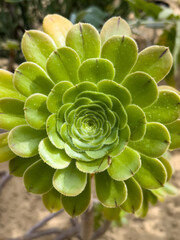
[46,47,80,84]
[129,122,170,158]
[24,159,55,194]
[158,155,173,182]
[39,138,71,169]
[122,72,158,108]
[108,147,141,181]
[21,30,56,70]
[43,14,73,48]
[53,161,87,196]
[100,16,131,45]
[131,46,173,83]
[134,154,167,189]
[66,23,101,62]
[0,98,26,130]
[0,132,15,163]
[8,125,46,158]
[42,187,62,212]
[95,171,127,208]
[166,119,180,150]
[61,175,91,216]
[101,36,138,83]
[25,93,50,129]
[78,58,115,83]
[14,62,54,97]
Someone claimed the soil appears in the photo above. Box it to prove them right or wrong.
[0,152,180,240]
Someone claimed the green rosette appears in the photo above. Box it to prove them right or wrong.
[0,15,178,217]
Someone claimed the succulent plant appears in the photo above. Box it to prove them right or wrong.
[0,14,179,216]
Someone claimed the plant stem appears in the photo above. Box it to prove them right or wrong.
[80,205,94,240]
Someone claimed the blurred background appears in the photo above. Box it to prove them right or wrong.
[0,1,180,240]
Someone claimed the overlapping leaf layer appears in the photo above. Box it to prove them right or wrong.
[0,14,179,217]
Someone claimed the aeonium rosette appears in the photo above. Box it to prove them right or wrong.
[0,15,179,216]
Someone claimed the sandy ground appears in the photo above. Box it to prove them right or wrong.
[0,152,179,240]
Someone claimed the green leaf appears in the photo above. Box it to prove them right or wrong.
[43,14,73,48]
[66,23,100,62]
[129,122,170,158]
[9,155,40,177]
[76,156,110,173]
[47,81,73,113]
[53,161,87,196]
[122,72,158,108]
[9,125,46,158]
[100,17,131,45]
[166,119,180,150]
[61,175,91,216]
[97,80,131,107]
[95,171,127,207]
[0,132,15,163]
[64,144,93,162]
[63,82,97,104]
[78,58,115,83]
[152,182,178,201]
[134,154,167,189]
[46,47,80,84]
[14,62,54,97]
[39,138,71,169]
[144,90,180,124]
[46,114,65,149]
[121,177,143,213]
[24,159,55,194]
[101,36,138,83]
[158,155,173,182]
[126,104,146,141]
[42,188,62,212]
[0,98,26,130]
[108,147,141,181]
[131,46,173,83]
[103,207,121,221]
[21,30,56,70]
[0,70,25,100]
[25,94,50,129]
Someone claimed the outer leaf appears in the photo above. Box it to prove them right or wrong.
[9,155,40,177]
[47,81,73,113]
[21,30,56,70]
[126,104,146,141]
[131,46,173,83]
[24,159,55,194]
[0,70,25,100]
[46,114,65,149]
[25,94,50,129]
[97,80,131,107]
[108,147,141,181]
[8,125,46,158]
[78,58,115,83]
[158,155,173,181]
[166,119,180,150]
[39,138,71,169]
[101,36,138,83]
[42,188,62,212]
[95,171,127,207]
[100,17,131,45]
[46,47,80,84]
[0,132,15,163]
[0,98,26,130]
[122,72,158,108]
[121,177,143,213]
[14,62,54,97]
[43,14,73,48]
[129,122,170,157]
[61,175,91,216]
[66,23,101,62]
[76,156,110,173]
[144,90,180,124]
[103,207,121,221]
[134,154,167,189]
[53,161,87,196]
